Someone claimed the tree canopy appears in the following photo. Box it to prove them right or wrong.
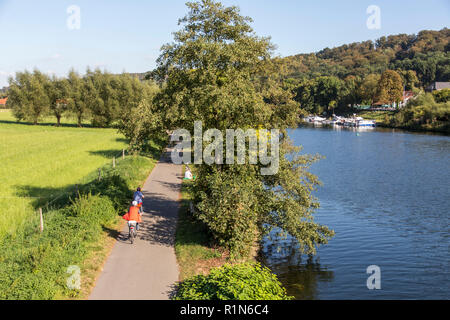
[156,0,334,258]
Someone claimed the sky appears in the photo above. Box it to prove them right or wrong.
[0,0,449,87]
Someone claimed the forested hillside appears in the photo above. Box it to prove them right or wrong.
[280,28,449,87]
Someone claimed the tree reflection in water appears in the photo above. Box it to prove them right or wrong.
[260,230,334,300]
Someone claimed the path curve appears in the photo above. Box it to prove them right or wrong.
[89,148,181,300]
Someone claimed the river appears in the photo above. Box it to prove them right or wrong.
[261,125,450,300]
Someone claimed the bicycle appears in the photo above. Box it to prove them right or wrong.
[128,221,138,244]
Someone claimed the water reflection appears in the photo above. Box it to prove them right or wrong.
[261,232,334,300]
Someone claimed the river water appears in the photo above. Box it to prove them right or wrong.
[261,125,450,300]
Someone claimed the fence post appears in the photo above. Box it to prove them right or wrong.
[122,149,125,160]
[98,168,101,181]
[39,208,44,233]
[113,157,116,168]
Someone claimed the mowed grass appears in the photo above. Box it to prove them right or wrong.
[0,110,128,237]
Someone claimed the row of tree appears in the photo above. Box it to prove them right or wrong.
[7,69,157,127]
[288,69,406,115]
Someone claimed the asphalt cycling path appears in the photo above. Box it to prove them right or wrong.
[90,148,182,300]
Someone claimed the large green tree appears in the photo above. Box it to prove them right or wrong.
[376,70,404,105]
[116,78,162,151]
[8,70,50,124]
[156,0,334,258]
[47,76,70,126]
[313,76,345,113]
[360,73,381,105]
[67,70,89,127]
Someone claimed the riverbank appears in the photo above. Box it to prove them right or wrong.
[173,168,293,301]
[175,166,259,281]
[335,110,450,134]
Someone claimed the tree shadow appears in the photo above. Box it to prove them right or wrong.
[14,171,132,212]
[89,149,123,159]
[115,138,129,144]
[137,196,180,247]
[171,181,216,249]
[152,180,183,194]
[0,119,94,128]
[14,184,75,209]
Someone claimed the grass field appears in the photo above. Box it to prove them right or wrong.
[0,110,128,237]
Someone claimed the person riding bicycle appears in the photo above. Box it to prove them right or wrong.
[133,187,144,213]
[123,201,142,230]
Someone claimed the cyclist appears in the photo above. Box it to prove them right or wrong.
[123,201,142,230]
[133,187,144,214]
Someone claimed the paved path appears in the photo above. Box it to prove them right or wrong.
[89,149,182,300]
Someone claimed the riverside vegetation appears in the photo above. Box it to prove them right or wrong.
[349,89,450,133]
[386,90,450,133]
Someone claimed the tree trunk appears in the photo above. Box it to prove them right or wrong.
[56,115,61,127]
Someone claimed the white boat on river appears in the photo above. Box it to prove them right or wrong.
[303,115,376,128]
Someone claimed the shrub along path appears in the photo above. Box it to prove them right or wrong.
[89,148,182,300]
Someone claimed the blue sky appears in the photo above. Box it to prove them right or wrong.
[0,0,449,87]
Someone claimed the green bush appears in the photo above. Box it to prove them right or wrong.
[173,263,293,300]
[389,93,450,133]
[69,194,117,226]
[0,195,115,300]
[193,166,262,259]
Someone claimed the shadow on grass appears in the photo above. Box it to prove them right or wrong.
[101,225,122,240]
[0,119,95,128]
[89,149,124,159]
[115,137,129,144]
[14,185,76,209]
[14,171,132,213]
[175,182,214,248]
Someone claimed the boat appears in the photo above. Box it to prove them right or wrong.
[312,116,326,123]
[303,115,326,124]
[357,119,376,127]
[303,114,375,128]
[331,116,345,125]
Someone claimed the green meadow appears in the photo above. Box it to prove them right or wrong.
[0,110,128,237]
